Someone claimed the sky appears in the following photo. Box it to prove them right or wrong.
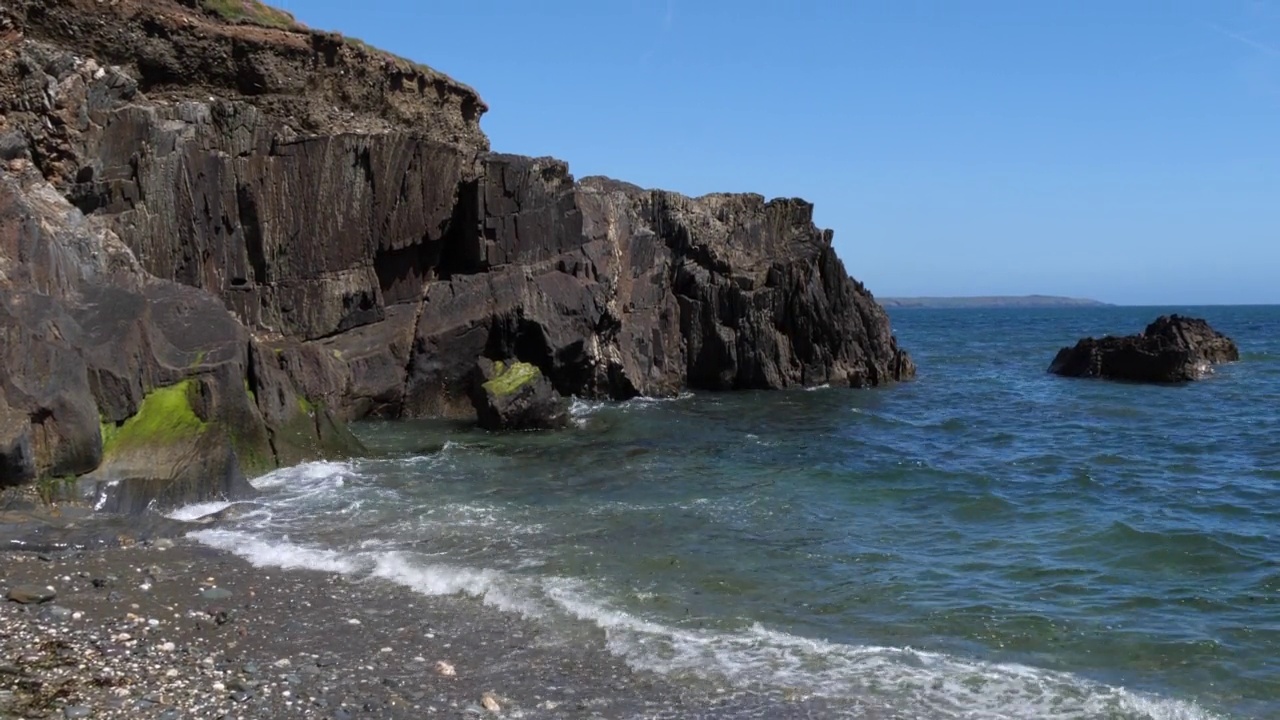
[279,0,1280,305]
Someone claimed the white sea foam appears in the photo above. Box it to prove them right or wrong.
[166,500,237,522]
[183,529,1222,720]
[570,392,696,424]
[251,460,354,490]
[188,529,361,574]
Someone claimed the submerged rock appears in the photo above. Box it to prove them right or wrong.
[470,360,570,431]
[1049,315,1239,383]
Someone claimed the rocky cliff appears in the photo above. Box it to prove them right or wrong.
[0,0,912,501]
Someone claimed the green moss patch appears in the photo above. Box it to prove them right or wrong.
[482,361,541,397]
[102,381,207,458]
[200,0,300,30]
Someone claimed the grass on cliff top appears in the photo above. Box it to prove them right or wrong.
[482,361,541,397]
[102,381,207,458]
[200,0,300,30]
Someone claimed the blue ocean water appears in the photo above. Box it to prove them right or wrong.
[177,306,1280,719]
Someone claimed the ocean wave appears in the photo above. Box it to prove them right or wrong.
[569,392,696,423]
[250,460,356,490]
[184,531,1221,720]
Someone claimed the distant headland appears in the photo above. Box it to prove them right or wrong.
[880,295,1113,309]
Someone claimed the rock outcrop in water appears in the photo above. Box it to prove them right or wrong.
[470,359,570,431]
[1049,315,1239,383]
[0,0,912,501]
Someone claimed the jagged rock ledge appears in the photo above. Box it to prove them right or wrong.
[0,0,913,506]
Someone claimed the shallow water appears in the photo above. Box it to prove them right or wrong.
[177,305,1280,719]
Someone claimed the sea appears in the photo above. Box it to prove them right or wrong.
[171,305,1280,719]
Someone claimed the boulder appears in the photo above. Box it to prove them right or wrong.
[6,584,56,604]
[1049,315,1239,383]
[470,359,570,431]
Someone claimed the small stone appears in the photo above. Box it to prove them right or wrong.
[332,710,353,720]
[435,661,456,677]
[63,706,92,719]
[159,642,176,652]
[157,710,181,720]
[42,605,73,621]
[230,691,251,703]
[201,588,233,601]
[6,584,56,604]
[481,692,501,713]
[153,539,174,550]
[72,611,83,621]
[347,618,361,625]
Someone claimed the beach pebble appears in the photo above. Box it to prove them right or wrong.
[435,661,456,677]
[6,584,56,604]
[42,605,73,621]
[347,618,361,625]
[63,706,92,719]
[481,692,502,712]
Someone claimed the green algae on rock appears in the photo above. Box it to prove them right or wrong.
[87,379,258,514]
[471,359,569,431]
[100,381,206,459]
[482,362,543,397]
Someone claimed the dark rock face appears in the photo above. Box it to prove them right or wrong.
[1049,315,1239,383]
[0,0,912,472]
[470,359,570,431]
[0,157,359,509]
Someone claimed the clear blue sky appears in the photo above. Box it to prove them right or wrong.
[281,1,1279,305]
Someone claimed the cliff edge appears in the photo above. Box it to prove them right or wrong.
[0,0,912,501]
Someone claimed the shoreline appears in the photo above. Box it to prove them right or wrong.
[0,526,845,719]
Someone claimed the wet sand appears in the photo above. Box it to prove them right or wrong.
[1,528,847,719]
